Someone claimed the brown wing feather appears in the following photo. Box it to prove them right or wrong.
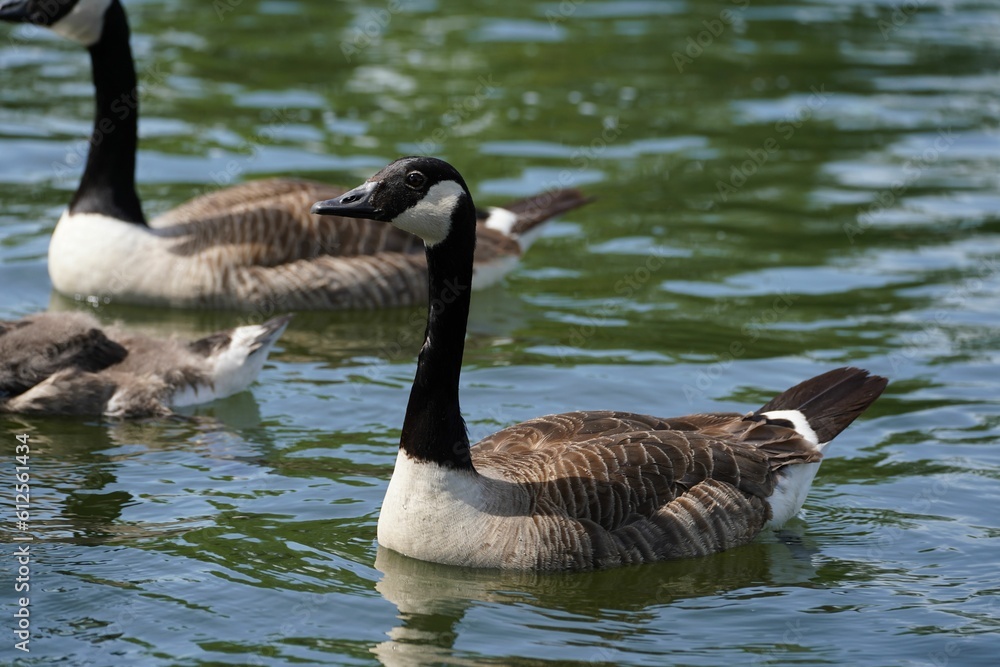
[153,178,533,266]
[214,251,430,309]
[151,178,339,225]
[471,409,819,566]
[152,178,425,265]
[474,227,523,262]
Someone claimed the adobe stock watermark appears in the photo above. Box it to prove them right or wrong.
[348,275,469,397]
[206,107,301,191]
[673,0,750,73]
[12,434,33,654]
[522,117,628,214]
[864,473,960,560]
[214,0,245,20]
[682,289,798,403]
[414,75,499,154]
[877,0,929,40]
[567,118,628,171]
[450,111,616,252]
[466,405,520,444]
[339,0,408,63]
[50,61,169,185]
[716,85,830,203]
[4,0,74,51]
[253,596,324,666]
[884,255,998,373]
[80,266,134,308]
[6,21,45,53]
[844,127,955,244]
[749,620,806,666]
[546,0,586,28]
[553,252,666,359]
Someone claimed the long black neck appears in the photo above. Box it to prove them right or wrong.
[69,0,145,225]
[399,198,478,470]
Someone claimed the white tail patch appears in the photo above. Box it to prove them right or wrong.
[761,408,825,530]
[476,205,544,285]
[482,207,518,235]
[760,409,821,448]
[483,206,551,252]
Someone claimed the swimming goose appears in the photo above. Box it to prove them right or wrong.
[0,311,290,417]
[311,156,889,571]
[0,0,589,310]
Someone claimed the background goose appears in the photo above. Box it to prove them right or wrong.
[311,156,889,571]
[0,0,589,310]
[0,312,290,417]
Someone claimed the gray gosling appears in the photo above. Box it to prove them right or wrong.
[1,312,290,417]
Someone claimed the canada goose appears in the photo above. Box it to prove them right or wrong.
[0,311,290,417]
[0,0,589,310]
[311,156,889,571]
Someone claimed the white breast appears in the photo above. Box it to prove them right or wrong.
[48,211,206,307]
[377,452,535,568]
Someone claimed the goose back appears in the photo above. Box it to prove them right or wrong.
[53,177,587,310]
[153,179,585,309]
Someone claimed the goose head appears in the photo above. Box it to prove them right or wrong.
[0,0,113,46]
[311,156,475,248]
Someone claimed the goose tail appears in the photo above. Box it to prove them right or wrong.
[479,188,593,249]
[756,367,888,447]
[757,367,887,530]
[245,314,294,357]
[188,314,292,359]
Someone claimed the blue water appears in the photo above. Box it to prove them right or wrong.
[2,0,999,665]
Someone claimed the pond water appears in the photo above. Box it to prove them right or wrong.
[2,0,999,665]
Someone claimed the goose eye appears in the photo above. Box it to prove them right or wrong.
[405,171,426,190]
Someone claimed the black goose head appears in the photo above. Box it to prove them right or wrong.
[311,156,474,247]
[0,0,113,46]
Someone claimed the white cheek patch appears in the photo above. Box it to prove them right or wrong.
[392,180,465,246]
[51,0,113,46]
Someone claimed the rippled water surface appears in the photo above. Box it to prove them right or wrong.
[2,0,999,665]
